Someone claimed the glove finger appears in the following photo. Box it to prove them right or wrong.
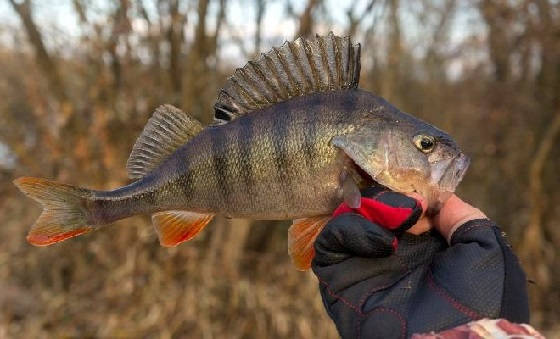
[313,213,395,267]
[359,188,423,234]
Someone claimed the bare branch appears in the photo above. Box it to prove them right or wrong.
[254,0,266,55]
[168,0,186,100]
[8,0,68,104]
[72,0,88,24]
[297,0,321,38]
[346,0,375,37]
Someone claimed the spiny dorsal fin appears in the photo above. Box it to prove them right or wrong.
[213,32,361,124]
[127,105,203,180]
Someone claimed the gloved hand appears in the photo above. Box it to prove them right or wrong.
[312,189,529,339]
[313,186,423,268]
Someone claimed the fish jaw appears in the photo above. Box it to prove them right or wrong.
[410,152,470,211]
[425,152,470,211]
[436,153,470,192]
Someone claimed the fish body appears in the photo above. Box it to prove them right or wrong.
[14,33,469,270]
[92,90,363,222]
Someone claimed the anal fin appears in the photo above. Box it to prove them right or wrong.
[288,215,331,271]
[152,210,214,247]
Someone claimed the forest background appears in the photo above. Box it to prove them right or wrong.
[1,0,559,337]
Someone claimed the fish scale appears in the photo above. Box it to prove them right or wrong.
[14,33,470,271]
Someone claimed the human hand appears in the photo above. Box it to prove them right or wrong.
[314,187,423,267]
[312,188,529,339]
[431,194,487,242]
[312,188,439,338]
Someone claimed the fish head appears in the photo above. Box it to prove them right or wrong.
[333,114,470,210]
[383,121,470,210]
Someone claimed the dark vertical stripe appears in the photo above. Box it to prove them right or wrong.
[237,116,254,195]
[178,155,193,205]
[143,189,157,206]
[211,128,231,208]
[303,115,319,172]
[271,111,294,207]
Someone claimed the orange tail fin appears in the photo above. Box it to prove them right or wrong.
[13,177,94,246]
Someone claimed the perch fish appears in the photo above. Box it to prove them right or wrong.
[14,33,469,270]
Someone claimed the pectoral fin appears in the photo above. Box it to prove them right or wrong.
[342,173,361,208]
[152,210,214,247]
[288,215,331,271]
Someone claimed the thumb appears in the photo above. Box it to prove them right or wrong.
[432,194,487,242]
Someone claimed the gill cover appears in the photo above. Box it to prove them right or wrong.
[332,127,429,194]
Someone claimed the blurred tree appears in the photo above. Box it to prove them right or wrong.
[8,0,67,105]
[1,0,560,336]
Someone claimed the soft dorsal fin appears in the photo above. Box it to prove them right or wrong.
[127,105,203,180]
[213,32,361,124]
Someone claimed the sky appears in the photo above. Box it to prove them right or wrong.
[0,0,486,67]
[0,0,487,168]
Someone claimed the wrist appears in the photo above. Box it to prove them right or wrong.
[442,212,487,243]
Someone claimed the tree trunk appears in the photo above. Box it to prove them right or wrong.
[9,0,67,105]
[168,0,186,105]
[520,112,560,324]
[480,0,512,83]
[297,0,321,38]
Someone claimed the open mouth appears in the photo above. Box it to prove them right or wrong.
[348,158,389,191]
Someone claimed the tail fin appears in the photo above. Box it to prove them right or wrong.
[13,177,94,246]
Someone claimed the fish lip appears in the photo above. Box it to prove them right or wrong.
[438,153,470,191]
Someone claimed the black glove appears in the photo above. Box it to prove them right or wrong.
[315,187,423,267]
[312,190,529,339]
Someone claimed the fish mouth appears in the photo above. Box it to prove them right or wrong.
[436,153,470,192]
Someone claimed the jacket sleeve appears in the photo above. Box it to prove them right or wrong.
[431,219,530,323]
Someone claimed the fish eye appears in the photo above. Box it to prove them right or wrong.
[413,135,435,153]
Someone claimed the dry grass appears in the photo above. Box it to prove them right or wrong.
[0,188,337,338]
[1,0,560,336]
